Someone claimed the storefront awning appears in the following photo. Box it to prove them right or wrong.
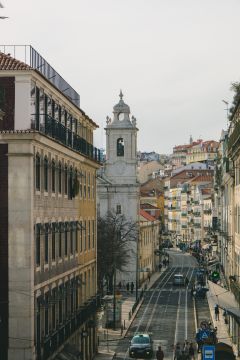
[208,280,240,319]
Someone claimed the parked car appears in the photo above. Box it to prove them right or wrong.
[173,273,185,286]
[129,333,153,359]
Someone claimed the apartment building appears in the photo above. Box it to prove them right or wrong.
[0,47,100,360]
[186,140,219,165]
[139,210,160,283]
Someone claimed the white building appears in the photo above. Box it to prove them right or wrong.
[97,91,140,284]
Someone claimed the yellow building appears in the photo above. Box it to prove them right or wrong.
[138,210,160,284]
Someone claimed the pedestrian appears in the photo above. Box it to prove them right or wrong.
[188,342,195,359]
[214,304,220,321]
[183,340,189,356]
[174,343,181,360]
[163,259,166,267]
[148,273,151,282]
[126,282,129,291]
[185,277,189,287]
[158,263,162,272]
[130,281,134,294]
[118,281,122,289]
[178,350,187,360]
[156,345,164,360]
[190,286,195,299]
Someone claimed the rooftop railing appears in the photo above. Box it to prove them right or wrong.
[0,45,80,107]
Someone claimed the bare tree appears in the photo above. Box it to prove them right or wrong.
[97,211,138,295]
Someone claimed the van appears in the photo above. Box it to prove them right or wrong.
[173,274,184,285]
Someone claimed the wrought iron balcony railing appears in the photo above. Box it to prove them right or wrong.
[31,114,101,163]
[40,294,101,359]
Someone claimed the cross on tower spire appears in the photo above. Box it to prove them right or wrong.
[119,89,123,100]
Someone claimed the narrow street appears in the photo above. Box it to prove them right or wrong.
[102,250,210,359]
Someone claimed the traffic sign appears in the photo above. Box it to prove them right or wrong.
[202,345,215,360]
[201,331,209,339]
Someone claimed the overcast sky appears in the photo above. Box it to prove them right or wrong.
[1,0,240,153]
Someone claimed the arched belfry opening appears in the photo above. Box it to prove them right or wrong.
[117,138,124,156]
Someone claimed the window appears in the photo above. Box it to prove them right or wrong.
[58,162,62,193]
[35,224,41,266]
[75,222,78,252]
[44,156,48,191]
[92,220,95,248]
[51,289,56,330]
[84,221,86,251]
[64,222,68,256]
[59,286,63,323]
[92,174,95,199]
[68,166,73,199]
[83,171,86,198]
[52,160,55,192]
[35,154,41,190]
[52,223,56,261]
[64,165,68,195]
[79,170,83,197]
[88,173,91,198]
[116,205,121,214]
[88,220,91,249]
[70,222,73,254]
[80,221,83,252]
[59,223,62,258]
[117,138,124,156]
[44,293,49,335]
[44,225,49,263]
[0,85,5,107]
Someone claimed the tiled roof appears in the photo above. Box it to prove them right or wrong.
[189,175,213,183]
[0,52,31,70]
[140,209,156,221]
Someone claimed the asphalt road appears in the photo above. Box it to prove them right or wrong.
[114,249,199,360]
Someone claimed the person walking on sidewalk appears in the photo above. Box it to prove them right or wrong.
[214,304,220,321]
[156,345,164,360]
[158,263,162,272]
[188,342,195,359]
[174,343,181,360]
[130,281,134,294]
[126,282,129,291]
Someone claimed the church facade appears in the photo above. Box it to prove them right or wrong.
[97,92,140,284]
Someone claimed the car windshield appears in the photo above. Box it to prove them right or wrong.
[132,336,150,344]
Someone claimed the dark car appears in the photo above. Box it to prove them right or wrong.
[129,333,153,359]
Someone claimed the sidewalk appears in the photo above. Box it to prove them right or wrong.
[95,270,163,359]
[206,280,239,359]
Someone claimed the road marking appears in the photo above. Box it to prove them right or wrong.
[174,290,182,347]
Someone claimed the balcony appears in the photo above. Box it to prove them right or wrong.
[230,281,240,305]
[40,294,101,359]
[194,223,201,228]
[31,115,101,163]
[228,120,240,154]
[193,212,201,217]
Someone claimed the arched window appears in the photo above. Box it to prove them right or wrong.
[35,153,41,190]
[117,138,124,156]
[58,161,62,194]
[52,160,55,192]
[44,156,48,192]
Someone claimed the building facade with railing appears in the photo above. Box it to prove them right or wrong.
[0,49,101,360]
